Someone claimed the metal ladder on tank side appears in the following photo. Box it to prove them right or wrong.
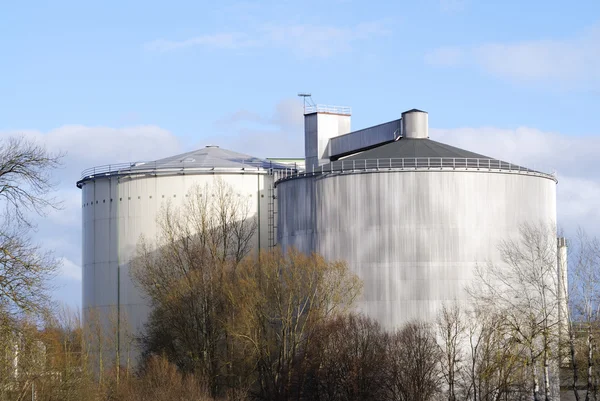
[267,175,277,249]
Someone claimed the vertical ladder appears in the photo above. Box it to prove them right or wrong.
[267,172,277,248]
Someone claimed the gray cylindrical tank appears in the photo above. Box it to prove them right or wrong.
[276,156,557,329]
[78,146,289,363]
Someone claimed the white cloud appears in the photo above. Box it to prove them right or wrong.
[145,33,259,52]
[558,176,600,227]
[209,98,304,157]
[272,98,305,129]
[216,127,304,159]
[59,257,81,281]
[431,126,600,237]
[431,127,598,177]
[46,188,82,227]
[28,125,182,165]
[145,21,389,58]
[425,24,600,87]
[216,98,304,131]
[7,124,183,193]
[260,21,388,58]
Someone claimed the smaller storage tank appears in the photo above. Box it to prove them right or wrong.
[77,146,293,363]
[401,109,428,138]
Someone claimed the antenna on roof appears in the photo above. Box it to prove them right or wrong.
[297,93,315,114]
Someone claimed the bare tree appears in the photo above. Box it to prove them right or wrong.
[437,302,466,401]
[225,248,362,401]
[568,229,600,401]
[471,222,560,401]
[0,222,59,320]
[117,355,216,401]
[0,136,62,322]
[83,307,113,387]
[464,305,527,401]
[0,136,62,225]
[0,318,47,401]
[35,305,98,401]
[386,321,441,401]
[0,136,69,400]
[132,178,257,397]
[305,314,389,401]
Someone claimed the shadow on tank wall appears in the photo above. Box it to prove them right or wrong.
[81,172,269,370]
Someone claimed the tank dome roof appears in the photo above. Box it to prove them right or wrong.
[343,138,491,160]
[77,146,292,188]
[332,137,550,176]
[144,145,284,170]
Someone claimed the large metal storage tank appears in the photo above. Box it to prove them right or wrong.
[277,109,558,329]
[77,146,290,361]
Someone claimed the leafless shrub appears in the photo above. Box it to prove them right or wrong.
[387,321,442,401]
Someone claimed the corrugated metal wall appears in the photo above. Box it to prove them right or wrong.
[277,170,557,329]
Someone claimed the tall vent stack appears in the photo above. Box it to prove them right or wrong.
[557,237,569,363]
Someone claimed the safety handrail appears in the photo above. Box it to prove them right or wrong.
[79,160,293,180]
[275,157,557,183]
[304,105,352,115]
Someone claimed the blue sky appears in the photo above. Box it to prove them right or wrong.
[1,0,599,308]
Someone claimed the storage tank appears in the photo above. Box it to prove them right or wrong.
[77,146,291,362]
[276,109,558,329]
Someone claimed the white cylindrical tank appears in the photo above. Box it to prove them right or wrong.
[78,146,289,363]
[276,142,557,329]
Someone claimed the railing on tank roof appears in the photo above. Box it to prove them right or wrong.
[304,105,352,115]
[78,159,297,183]
[79,162,138,179]
[275,157,557,183]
